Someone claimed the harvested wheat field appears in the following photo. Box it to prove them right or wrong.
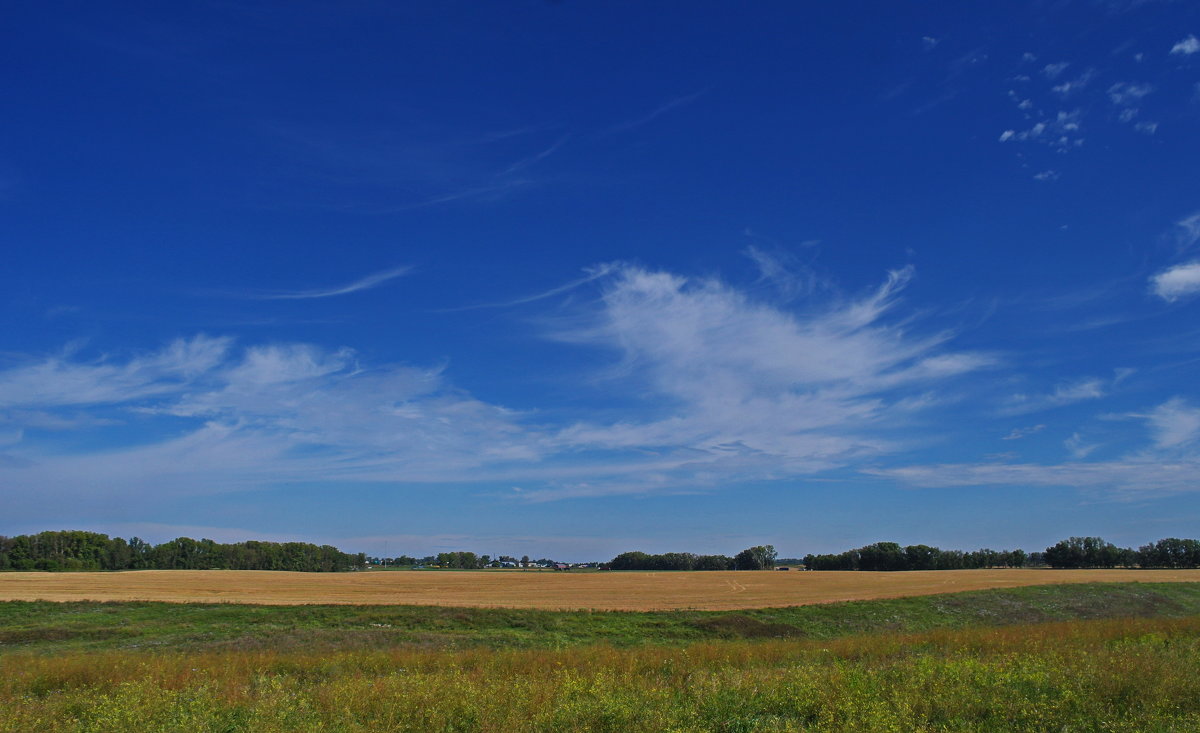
[4,568,1200,610]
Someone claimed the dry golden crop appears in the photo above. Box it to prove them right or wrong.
[3,568,1200,610]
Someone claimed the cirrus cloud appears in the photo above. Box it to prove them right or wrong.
[0,263,990,504]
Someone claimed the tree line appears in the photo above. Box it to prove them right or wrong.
[803,542,1029,571]
[802,537,1200,571]
[1043,536,1200,569]
[0,530,365,572]
[9,531,1198,573]
[608,546,778,571]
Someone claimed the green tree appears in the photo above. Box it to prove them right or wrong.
[858,542,905,571]
[904,544,939,571]
[734,545,777,570]
[1044,537,1131,568]
[609,551,652,570]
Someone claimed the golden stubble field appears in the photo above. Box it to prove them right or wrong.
[3,568,1200,610]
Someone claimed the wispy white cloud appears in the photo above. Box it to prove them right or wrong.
[219,344,353,387]
[922,36,939,50]
[44,305,80,319]
[872,456,1200,497]
[257,120,538,212]
[1002,424,1045,440]
[1033,170,1060,181]
[1143,397,1200,448]
[876,396,1200,497]
[1042,61,1071,79]
[501,134,570,175]
[533,264,991,498]
[947,48,989,78]
[998,110,1083,151]
[0,410,119,430]
[606,90,708,135]
[250,266,411,300]
[1107,81,1154,106]
[743,245,826,300]
[1104,81,1157,134]
[2,345,543,501]
[1064,432,1099,459]
[1052,68,1095,95]
[436,263,618,312]
[1150,261,1200,301]
[1175,213,1200,253]
[0,264,990,504]
[0,336,230,409]
[1002,377,1107,415]
[1170,35,1199,56]
[392,180,531,211]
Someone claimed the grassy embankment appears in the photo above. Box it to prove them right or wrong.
[4,582,1200,730]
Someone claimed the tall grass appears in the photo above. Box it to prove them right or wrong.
[4,616,1200,731]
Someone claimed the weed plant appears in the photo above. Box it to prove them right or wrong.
[5,583,1200,731]
[3,616,1200,731]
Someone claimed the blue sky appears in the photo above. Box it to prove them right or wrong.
[2,1,1200,560]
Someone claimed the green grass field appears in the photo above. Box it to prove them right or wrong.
[4,582,1200,731]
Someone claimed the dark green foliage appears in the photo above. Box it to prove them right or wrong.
[609,551,715,570]
[857,542,906,571]
[1137,538,1200,568]
[693,554,735,570]
[608,551,654,570]
[734,545,777,570]
[435,551,481,569]
[803,542,1029,571]
[0,531,115,571]
[804,536,1200,571]
[609,546,770,571]
[0,531,362,572]
[1043,536,1133,568]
